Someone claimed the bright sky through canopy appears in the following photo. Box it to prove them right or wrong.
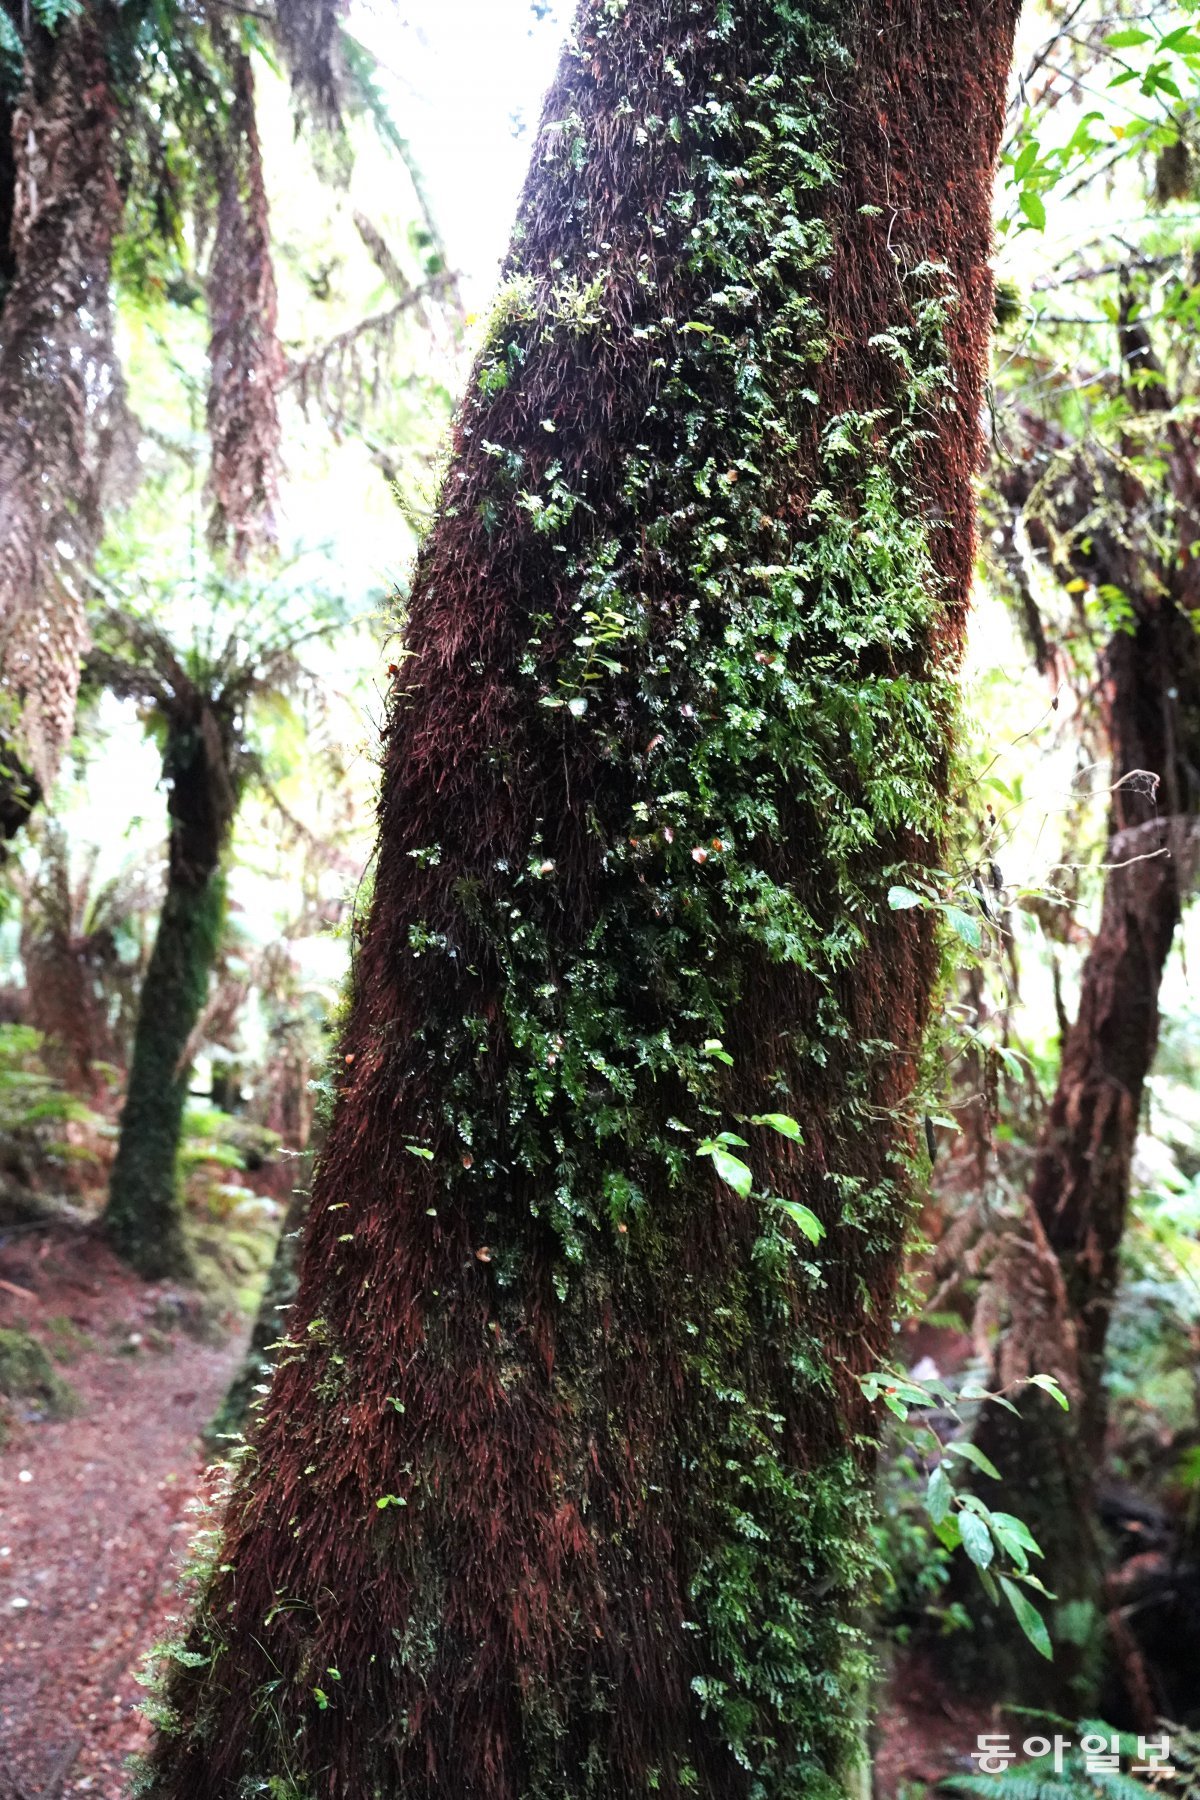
[358,0,571,305]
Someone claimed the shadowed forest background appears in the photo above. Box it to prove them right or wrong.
[4,0,1200,1795]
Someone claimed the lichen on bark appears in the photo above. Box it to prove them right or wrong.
[142,1,1018,1795]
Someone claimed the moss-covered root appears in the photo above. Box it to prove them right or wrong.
[103,873,224,1280]
[0,1325,78,1430]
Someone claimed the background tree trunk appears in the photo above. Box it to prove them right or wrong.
[145,1,1017,1794]
[0,7,129,801]
[964,307,1200,1705]
[103,705,237,1277]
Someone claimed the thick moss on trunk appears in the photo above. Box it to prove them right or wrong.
[103,870,224,1278]
[144,2,1017,1795]
[104,702,237,1278]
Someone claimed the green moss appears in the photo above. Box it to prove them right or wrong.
[0,1325,79,1421]
[104,871,225,1279]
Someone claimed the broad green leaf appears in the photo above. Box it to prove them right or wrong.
[777,1198,824,1243]
[988,1511,1042,1558]
[999,1575,1053,1660]
[946,1440,1001,1480]
[887,884,924,910]
[405,1144,434,1161]
[710,1146,753,1196]
[933,1515,962,1553]
[1104,26,1152,45]
[959,1510,994,1571]
[1019,189,1047,232]
[1012,140,1039,181]
[944,904,983,950]
[926,1462,953,1526]
[751,1112,803,1141]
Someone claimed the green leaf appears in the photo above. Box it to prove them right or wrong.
[887,884,924,910]
[999,1575,1053,1660]
[959,1382,1020,1414]
[1104,26,1152,45]
[751,1112,803,1141]
[1018,189,1047,232]
[375,1494,406,1509]
[933,1515,962,1553]
[405,1144,434,1161]
[988,1511,1042,1558]
[945,1440,1001,1480]
[1012,140,1039,181]
[959,1510,994,1571]
[926,1462,954,1526]
[1027,1373,1070,1410]
[709,1146,753,1197]
[776,1198,824,1243]
[944,905,983,950]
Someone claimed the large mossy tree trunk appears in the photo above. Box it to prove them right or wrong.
[145,2,1017,1795]
[103,705,237,1279]
[964,316,1200,1708]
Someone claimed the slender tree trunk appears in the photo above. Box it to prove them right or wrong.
[967,800,1188,1704]
[145,2,1017,1795]
[966,341,1200,1700]
[104,705,237,1278]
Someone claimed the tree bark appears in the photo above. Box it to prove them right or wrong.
[103,704,237,1278]
[144,1,1018,1794]
[0,7,128,798]
[966,311,1200,1701]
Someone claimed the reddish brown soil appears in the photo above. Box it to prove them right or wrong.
[874,1646,1001,1797]
[0,1228,244,1800]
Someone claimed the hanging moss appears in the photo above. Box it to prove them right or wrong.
[104,871,225,1279]
[143,1,1017,1796]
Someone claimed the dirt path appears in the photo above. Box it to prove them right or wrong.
[0,1230,244,1799]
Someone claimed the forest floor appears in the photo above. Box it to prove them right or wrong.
[0,1225,245,1800]
[0,1225,998,1800]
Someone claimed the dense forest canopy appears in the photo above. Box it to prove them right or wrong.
[2,0,1200,1796]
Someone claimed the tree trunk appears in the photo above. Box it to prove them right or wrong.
[966,335,1200,1701]
[966,806,1188,1705]
[0,7,129,800]
[104,705,238,1278]
[144,2,1017,1795]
